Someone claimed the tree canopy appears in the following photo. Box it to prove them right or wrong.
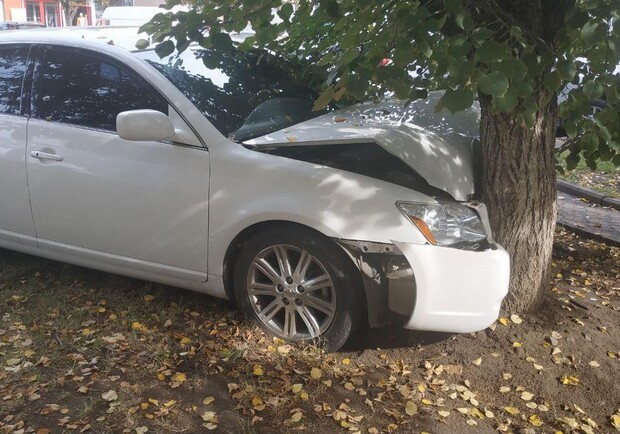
[140,0,620,171]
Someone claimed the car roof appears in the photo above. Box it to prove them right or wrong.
[0,26,150,52]
[0,25,254,52]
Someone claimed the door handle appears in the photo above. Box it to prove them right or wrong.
[30,150,64,162]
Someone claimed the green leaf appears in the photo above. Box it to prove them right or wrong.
[478,40,509,63]
[564,121,578,139]
[154,40,175,58]
[445,0,461,13]
[581,133,599,153]
[210,32,232,51]
[557,60,577,81]
[581,20,598,44]
[478,71,509,97]
[543,71,562,92]
[340,48,359,65]
[493,87,519,112]
[583,80,603,100]
[135,39,150,50]
[436,88,475,113]
[566,152,581,170]
[278,3,294,21]
[313,86,335,111]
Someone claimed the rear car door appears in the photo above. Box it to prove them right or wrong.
[0,44,37,248]
[26,44,210,277]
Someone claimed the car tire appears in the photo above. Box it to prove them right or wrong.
[233,227,362,352]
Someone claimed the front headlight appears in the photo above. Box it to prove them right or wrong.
[397,201,487,247]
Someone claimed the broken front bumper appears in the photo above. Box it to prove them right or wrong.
[393,241,509,333]
[337,239,510,333]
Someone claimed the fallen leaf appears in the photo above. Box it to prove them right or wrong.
[310,368,322,379]
[290,412,303,423]
[504,406,520,415]
[135,427,148,434]
[203,397,215,405]
[253,365,263,376]
[342,358,351,365]
[101,390,118,402]
[510,314,523,324]
[163,400,176,407]
[530,414,542,427]
[291,384,303,393]
[472,357,482,366]
[143,295,154,302]
[588,361,600,367]
[560,375,580,385]
[521,391,534,401]
[499,317,509,326]
[173,372,187,383]
[405,401,418,416]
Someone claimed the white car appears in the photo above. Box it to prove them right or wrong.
[0,28,510,351]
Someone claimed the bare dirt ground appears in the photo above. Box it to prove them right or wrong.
[1,228,619,434]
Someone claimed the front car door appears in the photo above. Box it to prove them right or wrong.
[0,44,37,249]
[26,44,210,279]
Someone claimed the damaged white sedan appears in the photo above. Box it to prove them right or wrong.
[0,29,509,351]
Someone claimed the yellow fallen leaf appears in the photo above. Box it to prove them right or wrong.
[504,406,520,415]
[310,367,322,379]
[253,365,263,376]
[203,396,215,405]
[300,391,309,400]
[418,383,426,393]
[499,317,509,326]
[513,342,522,347]
[157,373,165,381]
[342,358,351,365]
[148,398,159,406]
[521,391,534,401]
[132,322,148,332]
[530,414,543,427]
[610,411,620,430]
[180,337,192,345]
[173,373,187,383]
[438,410,450,417]
[290,412,303,422]
[588,361,600,367]
[421,399,432,405]
[405,401,418,416]
[252,396,263,407]
[560,375,580,385]
[510,314,523,324]
[472,357,482,366]
[140,402,149,410]
[291,383,303,393]
[201,411,216,422]
[144,295,154,302]
[109,313,117,320]
[163,400,176,407]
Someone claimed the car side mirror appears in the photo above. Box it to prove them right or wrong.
[116,109,175,142]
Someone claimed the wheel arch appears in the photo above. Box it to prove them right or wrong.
[222,220,367,321]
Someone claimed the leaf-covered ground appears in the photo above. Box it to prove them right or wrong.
[558,150,620,199]
[1,228,619,434]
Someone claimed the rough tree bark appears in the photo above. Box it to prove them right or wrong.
[479,91,559,312]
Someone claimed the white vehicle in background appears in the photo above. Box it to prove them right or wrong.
[0,28,509,351]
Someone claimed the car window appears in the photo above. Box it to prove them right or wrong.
[38,46,168,132]
[136,48,327,142]
[0,45,29,116]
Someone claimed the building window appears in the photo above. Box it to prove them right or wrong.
[26,2,41,23]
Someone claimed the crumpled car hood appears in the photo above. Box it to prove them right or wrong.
[244,92,481,201]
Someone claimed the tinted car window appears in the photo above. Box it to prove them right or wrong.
[137,48,324,141]
[39,47,168,131]
[0,45,29,115]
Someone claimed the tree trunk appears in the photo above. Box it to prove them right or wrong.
[479,91,558,312]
